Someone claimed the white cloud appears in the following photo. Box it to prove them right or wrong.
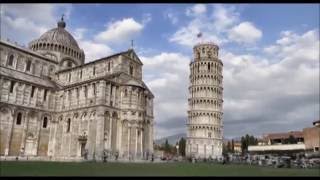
[221,29,319,138]
[166,12,179,25]
[78,40,113,62]
[186,4,207,17]
[228,21,263,44]
[141,52,190,138]
[212,4,240,33]
[94,18,144,44]
[169,4,240,47]
[72,28,113,62]
[1,4,72,45]
[169,17,227,47]
[142,13,152,25]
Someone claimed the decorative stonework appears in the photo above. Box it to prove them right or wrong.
[0,18,154,161]
[186,42,223,159]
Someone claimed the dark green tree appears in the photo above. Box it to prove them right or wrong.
[231,139,235,153]
[227,141,232,153]
[178,137,186,156]
[241,134,258,154]
[164,139,171,153]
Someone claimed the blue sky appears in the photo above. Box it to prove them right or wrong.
[1,4,319,139]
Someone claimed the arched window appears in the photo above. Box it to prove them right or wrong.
[108,62,110,71]
[124,89,128,97]
[16,112,22,125]
[31,86,35,98]
[43,117,48,128]
[44,89,48,101]
[26,60,32,71]
[67,61,73,67]
[10,81,15,93]
[208,63,210,71]
[8,55,14,66]
[93,65,95,75]
[67,118,71,132]
[84,86,87,97]
[129,65,133,76]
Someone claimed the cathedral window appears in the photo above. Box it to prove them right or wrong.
[8,54,14,66]
[84,86,87,97]
[10,81,15,93]
[43,117,48,128]
[67,118,71,132]
[130,65,134,76]
[31,86,35,97]
[44,89,48,101]
[16,112,22,125]
[208,63,210,71]
[26,60,32,72]
[67,61,72,68]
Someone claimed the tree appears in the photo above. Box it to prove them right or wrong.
[164,139,171,153]
[231,139,235,153]
[178,137,186,156]
[241,134,258,154]
[227,141,232,153]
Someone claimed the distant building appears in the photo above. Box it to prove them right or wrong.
[263,131,304,145]
[248,120,320,154]
[303,120,320,152]
[233,142,242,153]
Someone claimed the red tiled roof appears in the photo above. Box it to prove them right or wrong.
[264,131,303,140]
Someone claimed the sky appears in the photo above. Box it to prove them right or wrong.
[1,4,319,139]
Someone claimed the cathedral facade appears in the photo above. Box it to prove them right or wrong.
[186,43,223,159]
[0,18,154,161]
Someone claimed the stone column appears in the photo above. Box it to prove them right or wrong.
[109,114,112,150]
[140,127,143,158]
[35,113,42,156]
[98,81,106,105]
[5,109,14,156]
[117,119,122,155]
[127,126,130,157]
[112,86,116,107]
[135,126,138,157]
[95,108,105,161]
[20,111,30,155]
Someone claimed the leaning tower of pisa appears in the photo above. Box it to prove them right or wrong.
[186,42,223,159]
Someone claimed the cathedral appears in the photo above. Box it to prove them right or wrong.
[186,42,223,159]
[0,17,154,161]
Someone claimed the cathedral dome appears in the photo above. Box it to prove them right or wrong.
[28,16,85,66]
[30,16,80,50]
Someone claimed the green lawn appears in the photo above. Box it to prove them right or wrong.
[0,161,319,176]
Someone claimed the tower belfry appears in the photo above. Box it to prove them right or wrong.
[186,42,224,159]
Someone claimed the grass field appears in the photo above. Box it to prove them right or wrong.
[0,161,319,176]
